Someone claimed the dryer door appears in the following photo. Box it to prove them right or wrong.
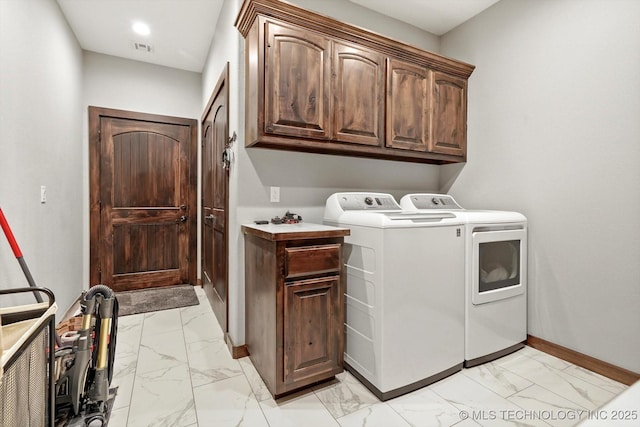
[472,228,527,305]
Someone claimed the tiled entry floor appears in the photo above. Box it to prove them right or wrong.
[108,287,628,427]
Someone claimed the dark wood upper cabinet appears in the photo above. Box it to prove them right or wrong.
[333,42,385,146]
[236,0,475,164]
[431,72,467,156]
[386,59,431,151]
[264,21,332,139]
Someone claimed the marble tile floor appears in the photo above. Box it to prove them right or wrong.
[108,287,630,427]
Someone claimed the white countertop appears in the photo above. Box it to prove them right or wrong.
[242,222,350,241]
[243,222,345,233]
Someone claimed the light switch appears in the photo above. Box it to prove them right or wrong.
[40,185,47,203]
[270,186,280,203]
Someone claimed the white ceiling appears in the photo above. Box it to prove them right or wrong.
[347,0,500,36]
[56,0,499,73]
[56,0,224,73]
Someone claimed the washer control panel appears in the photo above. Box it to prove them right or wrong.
[337,193,401,211]
[407,194,462,210]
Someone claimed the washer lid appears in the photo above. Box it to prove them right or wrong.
[383,212,456,221]
[326,210,464,228]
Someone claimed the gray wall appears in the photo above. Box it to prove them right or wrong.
[289,0,440,52]
[0,0,84,312]
[440,0,640,372]
[83,52,202,119]
[201,0,443,345]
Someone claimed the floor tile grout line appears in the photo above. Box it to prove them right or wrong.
[557,365,629,394]
[123,313,145,427]
[496,355,606,415]
[427,373,556,427]
[460,361,537,399]
[332,403,382,425]
[179,306,200,427]
[385,397,421,427]
[125,310,192,426]
[189,289,272,427]
[311,385,343,424]
[505,390,582,427]
[253,389,273,427]
[238,357,267,402]
[514,351,624,398]
[502,385,558,427]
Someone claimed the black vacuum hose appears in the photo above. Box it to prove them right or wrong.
[84,284,115,301]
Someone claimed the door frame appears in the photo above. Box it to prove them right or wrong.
[200,63,230,332]
[88,106,198,287]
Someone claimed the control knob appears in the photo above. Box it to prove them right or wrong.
[364,196,374,206]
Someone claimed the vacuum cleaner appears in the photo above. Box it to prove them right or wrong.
[0,207,118,427]
[54,285,119,427]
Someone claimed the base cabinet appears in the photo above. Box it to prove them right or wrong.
[242,224,349,398]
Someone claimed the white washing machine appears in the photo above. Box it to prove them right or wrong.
[400,194,527,367]
[324,192,465,400]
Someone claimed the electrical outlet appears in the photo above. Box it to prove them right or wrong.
[270,186,280,203]
[40,185,47,203]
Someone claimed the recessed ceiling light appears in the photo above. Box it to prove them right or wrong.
[132,21,150,36]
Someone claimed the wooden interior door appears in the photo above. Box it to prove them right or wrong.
[202,64,229,332]
[89,107,197,291]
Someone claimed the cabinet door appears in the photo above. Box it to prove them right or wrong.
[264,21,331,139]
[386,59,431,151]
[283,276,341,385]
[333,43,385,146]
[431,72,467,156]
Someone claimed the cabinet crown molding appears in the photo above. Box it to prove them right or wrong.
[235,0,475,79]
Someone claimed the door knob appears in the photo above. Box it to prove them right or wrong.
[222,148,231,170]
[180,215,188,223]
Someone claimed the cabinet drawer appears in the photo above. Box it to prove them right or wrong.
[285,244,341,279]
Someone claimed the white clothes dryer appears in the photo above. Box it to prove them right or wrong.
[324,192,465,400]
[400,194,527,367]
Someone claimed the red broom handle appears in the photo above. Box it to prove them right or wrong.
[0,207,23,258]
[1,207,62,346]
